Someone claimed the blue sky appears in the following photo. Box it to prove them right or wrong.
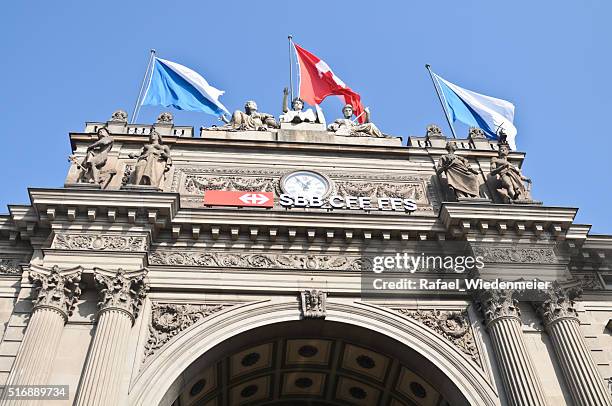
[1,1,610,233]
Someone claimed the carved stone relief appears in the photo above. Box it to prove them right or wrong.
[171,167,439,213]
[144,303,230,361]
[94,268,148,321]
[52,233,147,252]
[533,282,582,326]
[300,290,327,318]
[149,251,369,271]
[472,246,556,264]
[28,265,83,319]
[395,308,481,366]
[0,259,21,275]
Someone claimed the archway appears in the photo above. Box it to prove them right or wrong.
[129,300,498,406]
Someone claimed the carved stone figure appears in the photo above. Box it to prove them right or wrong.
[129,129,172,189]
[219,101,279,131]
[328,104,384,137]
[436,142,480,199]
[490,142,532,202]
[110,110,128,122]
[300,289,327,318]
[94,268,148,321]
[156,112,173,124]
[70,126,116,187]
[280,87,318,124]
[28,265,83,319]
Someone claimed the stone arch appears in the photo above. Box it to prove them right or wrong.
[128,298,499,406]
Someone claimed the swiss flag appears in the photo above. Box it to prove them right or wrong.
[294,43,366,124]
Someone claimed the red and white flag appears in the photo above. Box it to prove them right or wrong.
[294,43,366,123]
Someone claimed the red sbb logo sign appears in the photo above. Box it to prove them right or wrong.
[203,190,274,208]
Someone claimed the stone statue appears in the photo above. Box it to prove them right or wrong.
[280,87,318,124]
[219,101,278,131]
[490,141,532,202]
[437,142,481,198]
[70,126,116,186]
[327,104,384,137]
[156,112,173,124]
[129,129,172,189]
[110,110,128,122]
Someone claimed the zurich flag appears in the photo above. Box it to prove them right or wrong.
[142,57,229,116]
[433,73,517,150]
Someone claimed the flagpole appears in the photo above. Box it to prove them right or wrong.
[425,64,457,139]
[130,49,156,124]
[288,35,295,102]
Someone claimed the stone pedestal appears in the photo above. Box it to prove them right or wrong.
[75,268,148,406]
[476,289,548,406]
[1,265,82,406]
[536,284,612,406]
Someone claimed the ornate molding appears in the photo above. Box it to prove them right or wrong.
[149,251,370,271]
[395,308,480,366]
[52,233,147,252]
[472,246,556,264]
[0,259,21,275]
[474,289,521,326]
[300,290,327,318]
[144,302,229,361]
[94,268,148,322]
[27,264,83,320]
[534,281,582,326]
[184,175,280,195]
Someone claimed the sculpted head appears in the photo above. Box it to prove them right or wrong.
[498,143,510,157]
[97,127,111,139]
[149,129,162,145]
[245,101,258,113]
[445,141,457,153]
[291,98,304,111]
[342,104,353,119]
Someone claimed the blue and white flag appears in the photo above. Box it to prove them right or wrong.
[142,57,229,116]
[433,72,517,150]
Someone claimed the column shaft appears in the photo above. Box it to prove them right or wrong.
[75,309,132,406]
[487,316,548,406]
[547,317,612,406]
[1,307,66,406]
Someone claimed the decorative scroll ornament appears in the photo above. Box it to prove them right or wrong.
[534,281,582,326]
[426,124,443,137]
[300,290,327,319]
[94,268,148,322]
[144,303,229,361]
[396,309,480,365]
[474,288,521,326]
[468,127,486,139]
[184,175,279,195]
[472,246,556,264]
[53,233,147,252]
[0,259,21,275]
[27,264,83,320]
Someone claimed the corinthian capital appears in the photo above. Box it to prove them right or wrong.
[94,268,148,322]
[474,288,521,326]
[534,281,582,326]
[27,264,83,321]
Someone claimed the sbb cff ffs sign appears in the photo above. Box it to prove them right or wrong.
[203,190,274,207]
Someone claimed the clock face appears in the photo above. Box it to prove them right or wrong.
[281,171,330,199]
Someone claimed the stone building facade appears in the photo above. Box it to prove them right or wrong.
[0,111,610,405]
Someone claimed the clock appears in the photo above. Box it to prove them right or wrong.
[281,170,331,199]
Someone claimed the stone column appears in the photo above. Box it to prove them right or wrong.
[476,289,548,406]
[1,265,82,406]
[535,283,612,406]
[75,268,148,406]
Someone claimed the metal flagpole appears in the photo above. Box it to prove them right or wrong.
[288,35,294,102]
[130,49,156,124]
[425,64,457,139]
